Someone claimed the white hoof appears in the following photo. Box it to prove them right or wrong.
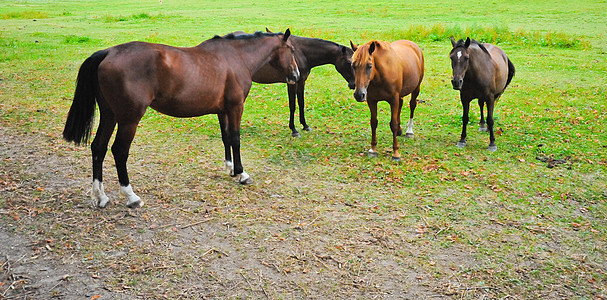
[456,142,466,148]
[225,160,234,176]
[237,171,253,185]
[479,126,488,132]
[368,149,378,158]
[488,145,498,152]
[120,184,143,208]
[92,180,110,208]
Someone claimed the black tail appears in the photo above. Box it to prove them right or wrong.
[505,57,515,89]
[62,50,108,146]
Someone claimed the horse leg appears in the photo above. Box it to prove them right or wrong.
[227,107,252,185]
[486,97,497,152]
[457,96,471,148]
[218,113,234,175]
[287,84,300,137]
[405,87,420,138]
[396,97,404,136]
[297,81,311,132]
[111,121,143,208]
[90,109,116,208]
[478,99,487,132]
[389,96,402,161]
[367,100,379,157]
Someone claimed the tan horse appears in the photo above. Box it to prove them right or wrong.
[350,40,424,161]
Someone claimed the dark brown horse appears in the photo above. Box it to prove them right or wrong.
[63,30,299,208]
[249,30,355,137]
[350,40,424,161]
[449,37,515,151]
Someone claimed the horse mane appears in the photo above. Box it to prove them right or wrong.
[213,31,283,40]
[452,38,490,55]
[352,40,389,61]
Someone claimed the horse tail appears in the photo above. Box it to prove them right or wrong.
[62,50,108,145]
[505,57,515,89]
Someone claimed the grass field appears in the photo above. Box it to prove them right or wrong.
[1,0,606,298]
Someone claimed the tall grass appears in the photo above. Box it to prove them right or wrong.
[1,10,48,20]
[383,23,591,49]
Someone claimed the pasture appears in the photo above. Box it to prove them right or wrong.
[1,0,606,298]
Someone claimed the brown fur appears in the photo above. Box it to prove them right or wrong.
[350,39,424,160]
[63,30,299,195]
[449,37,515,151]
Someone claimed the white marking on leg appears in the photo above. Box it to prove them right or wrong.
[120,184,143,208]
[406,118,414,135]
[92,179,109,208]
[237,171,250,184]
[225,160,234,176]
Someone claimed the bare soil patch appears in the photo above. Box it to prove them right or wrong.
[0,126,517,299]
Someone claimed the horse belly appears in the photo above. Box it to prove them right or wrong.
[150,91,224,118]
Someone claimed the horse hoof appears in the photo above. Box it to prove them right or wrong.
[479,126,488,132]
[96,196,110,208]
[392,156,401,162]
[367,150,378,158]
[127,199,144,208]
[240,177,253,185]
[488,145,497,152]
[291,132,301,138]
[456,142,466,148]
[405,133,414,139]
[303,126,312,132]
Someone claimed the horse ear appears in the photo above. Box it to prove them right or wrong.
[341,46,348,55]
[266,27,273,33]
[464,37,471,48]
[283,28,291,41]
[368,42,376,55]
[350,40,358,51]
[450,37,456,47]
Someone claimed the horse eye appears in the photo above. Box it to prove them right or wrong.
[366,64,372,69]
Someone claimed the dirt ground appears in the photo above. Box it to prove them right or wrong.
[0,125,515,299]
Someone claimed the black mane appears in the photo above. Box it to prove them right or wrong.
[452,38,490,55]
[213,31,283,40]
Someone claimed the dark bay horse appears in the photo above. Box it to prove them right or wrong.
[63,30,299,208]
[350,40,424,161]
[250,30,355,137]
[449,37,515,151]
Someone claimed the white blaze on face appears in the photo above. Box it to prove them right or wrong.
[457,51,462,60]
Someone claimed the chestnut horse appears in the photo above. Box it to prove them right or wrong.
[63,30,299,208]
[449,37,515,151]
[350,40,424,161]
[251,30,355,137]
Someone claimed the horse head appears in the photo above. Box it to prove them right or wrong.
[449,37,471,90]
[269,29,300,84]
[350,40,377,102]
[335,46,355,90]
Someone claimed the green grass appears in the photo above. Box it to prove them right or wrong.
[1,0,606,298]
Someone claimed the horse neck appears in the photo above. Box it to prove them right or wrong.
[233,37,282,75]
[295,37,340,67]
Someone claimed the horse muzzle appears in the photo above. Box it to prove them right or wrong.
[286,69,300,85]
[353,88,367,102]
[451,79,463,90]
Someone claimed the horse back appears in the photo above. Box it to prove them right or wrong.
[390,40,424,95]
[483,43,510,94]
[98,42,229,117]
